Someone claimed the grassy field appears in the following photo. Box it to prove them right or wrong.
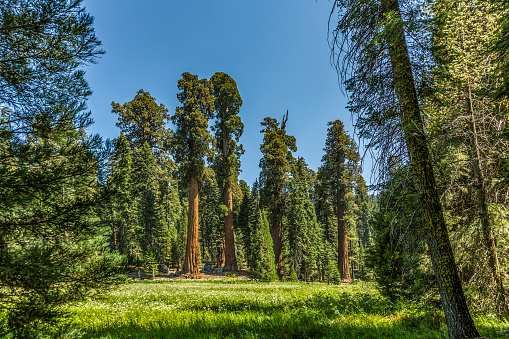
[69,279,509,338]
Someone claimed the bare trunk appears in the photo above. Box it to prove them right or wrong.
[183,174,200,277]
[465,85,508,314]
[337,187,351,283]
[223,184,238,271]
[382,0,479,337]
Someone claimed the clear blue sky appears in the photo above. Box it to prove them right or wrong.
[81,0,372,185]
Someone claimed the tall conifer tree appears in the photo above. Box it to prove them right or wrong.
[210,72,244,271]
[330,0,479,335]
[259,113,296,279]
[0,1,123,335]
[321,120,360,283]
[172,72,214,276]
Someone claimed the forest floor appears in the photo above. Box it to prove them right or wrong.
[69,279,509,339]
[126,268,253,281]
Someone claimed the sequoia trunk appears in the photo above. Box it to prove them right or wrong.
[382,0,479,337]
[183,174,200,276]
[223,183,238,271]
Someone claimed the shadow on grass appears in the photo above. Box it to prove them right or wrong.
[78,293,509,339]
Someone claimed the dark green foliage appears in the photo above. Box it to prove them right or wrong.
[172,72,214,182]
[101,133,138,261]
[259,116,297,209]
[199,167,222,264]
[285,157,321,281]
[106,90,180,266]
[259,115,297,278]
[238,180,263,270]
[210,72,244,187]
[315,167,338,250]
[320,239,342,284]
[250,211,278,281]
[132,142,166,261]
[365,167,436,302]
[0,1,124,336]
[111,89,171,155]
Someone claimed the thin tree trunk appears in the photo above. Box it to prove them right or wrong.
[183,174,200,276]
[223,183,238,271]
[382,0,479,336]
[465,85,508,314]
[337,187,351,283]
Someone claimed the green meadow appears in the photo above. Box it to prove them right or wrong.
[69,280,509,338]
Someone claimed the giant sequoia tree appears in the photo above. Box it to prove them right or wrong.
[172,72,214,276]
[259,113,296,279]
[210,72,244,272]
[330,0,479,336]
[0,0,123,336]
[321,120,360,283]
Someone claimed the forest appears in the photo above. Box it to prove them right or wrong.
[2,0,509,338]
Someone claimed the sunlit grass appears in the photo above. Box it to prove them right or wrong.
[69,280,509,338]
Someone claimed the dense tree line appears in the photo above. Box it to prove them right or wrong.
[100,78,374,284]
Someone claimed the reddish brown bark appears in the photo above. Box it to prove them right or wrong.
[223,184,238,271]
[183,174,200,277]
[337,188,351,283]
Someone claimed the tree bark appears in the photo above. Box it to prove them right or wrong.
[465,85,508,314]
[337,186,351,283]
[183,174,200,277]
[223,183,238,271]
[382,0,479,337]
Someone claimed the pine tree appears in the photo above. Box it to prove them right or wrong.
[0,1,123,336]
[132,142,166,262]
[210,72,244,272]
[251,210,278,281]
[102,133,138,261]
[172,72,214,276]
[286,157,320,281]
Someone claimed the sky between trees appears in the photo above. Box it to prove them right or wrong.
[81,0,373,185]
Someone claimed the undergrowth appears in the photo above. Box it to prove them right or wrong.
[68,280,509,338]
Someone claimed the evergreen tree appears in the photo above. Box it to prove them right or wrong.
[132,142,166,262]
[0,1,124,336]
[210,72,244,272]
[199,167,222,266]
[321,120,360,283]
[236,180,251,268]
[330,0,480,335]
[315,167,338,256]
[111,89,171,155]
[251,210,278,281]
[426,0,509,314]
[172,72,214,276]
[285,157,320,281]
[102,133,138,262]
[259,113,296,279]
